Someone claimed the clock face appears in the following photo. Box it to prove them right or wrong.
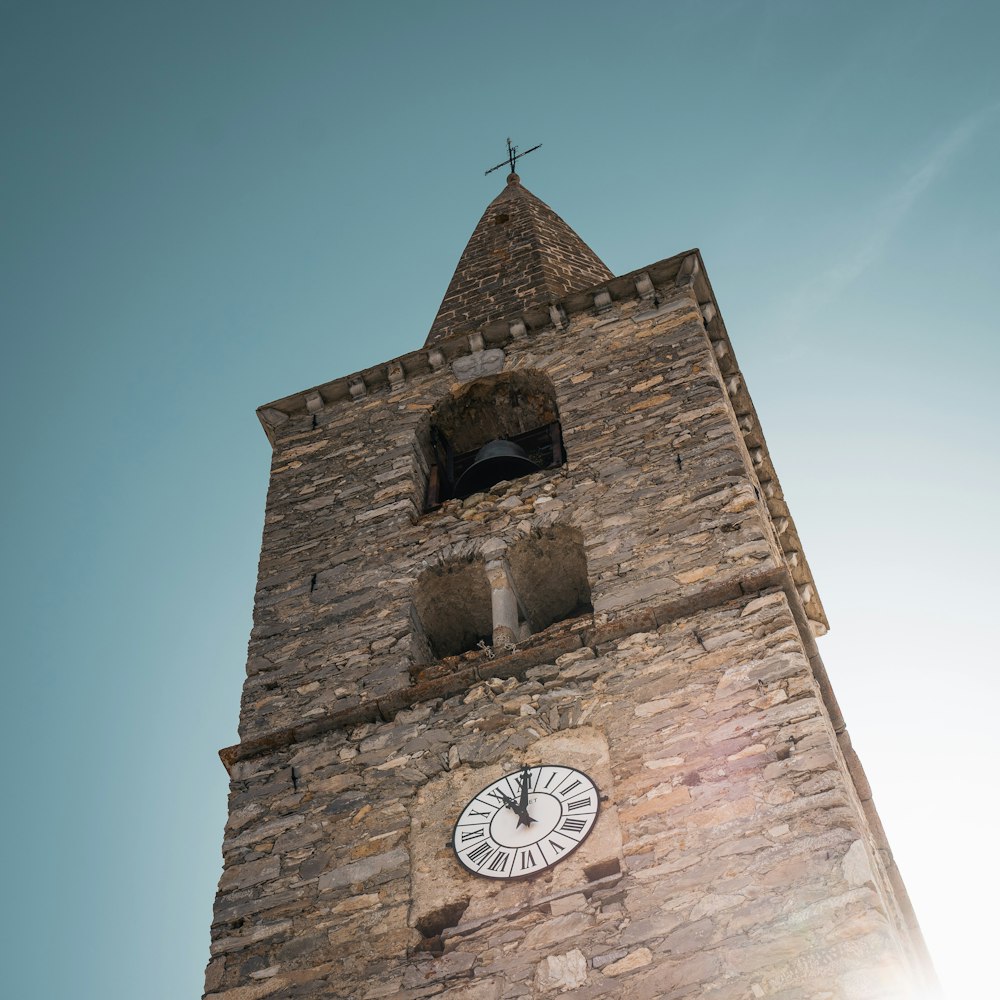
[452,764,600,879]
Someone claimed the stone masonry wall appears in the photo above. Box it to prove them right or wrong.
[241,285,786,742]
[206,591,920,999]
[210,261,931,998]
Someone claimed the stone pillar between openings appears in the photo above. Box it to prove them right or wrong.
[486,555,521,647]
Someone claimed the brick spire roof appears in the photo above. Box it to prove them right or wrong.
[424,173,613,347]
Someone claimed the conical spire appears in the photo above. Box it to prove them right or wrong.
[425,174,613,347]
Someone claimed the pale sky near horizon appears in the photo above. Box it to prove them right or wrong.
[2,2,998,997]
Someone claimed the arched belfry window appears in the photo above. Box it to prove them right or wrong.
[424,371,565,509]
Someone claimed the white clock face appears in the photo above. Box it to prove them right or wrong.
[453,765,600,879]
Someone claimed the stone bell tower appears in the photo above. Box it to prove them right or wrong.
[205,167,936,999]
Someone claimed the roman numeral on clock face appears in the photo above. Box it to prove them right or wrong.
[460,827,485,842]
[566,795,592,811]
[487,851,510,873]
[466,841,493,864]
[560,817,587,833]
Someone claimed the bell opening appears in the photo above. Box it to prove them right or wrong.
[421,371,567,511]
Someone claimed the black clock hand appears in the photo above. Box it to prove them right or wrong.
[499,789,535,827]
[518,766,530,811]
[517,766,534,826]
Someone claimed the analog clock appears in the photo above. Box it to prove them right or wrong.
[452,764,600,879]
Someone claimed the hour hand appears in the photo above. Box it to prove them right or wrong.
[499,790,534,827]
[499,792,519,811]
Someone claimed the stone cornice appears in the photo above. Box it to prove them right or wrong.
[255,250,695,442]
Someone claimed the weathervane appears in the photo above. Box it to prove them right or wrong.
[485,137,542,177]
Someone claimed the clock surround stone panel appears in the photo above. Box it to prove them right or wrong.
[409,728,623,932]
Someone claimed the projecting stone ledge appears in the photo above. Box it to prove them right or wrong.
[220,564,799,774]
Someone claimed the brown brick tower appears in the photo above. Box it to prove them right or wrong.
[205,170,936,999]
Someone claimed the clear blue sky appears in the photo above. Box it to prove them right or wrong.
[2,2,997,996]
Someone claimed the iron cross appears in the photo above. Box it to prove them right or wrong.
[485,137,542,176]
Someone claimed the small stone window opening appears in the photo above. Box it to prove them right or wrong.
[424,371,566,510]
[413,899,469,956]
[413,557,493,660]
[493,212,509,225]
[505,526,593,636]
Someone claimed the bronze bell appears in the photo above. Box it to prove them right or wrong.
[454,439,541,498]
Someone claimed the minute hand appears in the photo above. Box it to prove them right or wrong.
[518,766,530,811]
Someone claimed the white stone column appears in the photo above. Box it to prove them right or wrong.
[485,554,520,648]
